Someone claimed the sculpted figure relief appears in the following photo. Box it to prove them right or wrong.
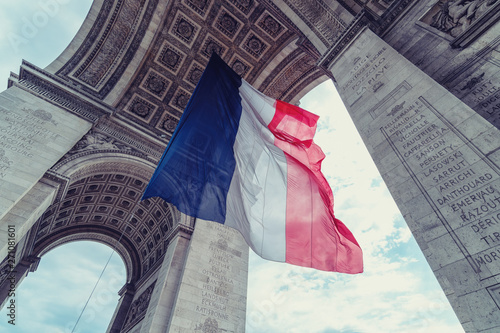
[431,0,498,37]
[67,131,133,155]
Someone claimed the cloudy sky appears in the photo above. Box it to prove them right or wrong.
[0,1,465,332]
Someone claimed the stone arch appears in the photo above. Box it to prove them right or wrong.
[32,153,181,282]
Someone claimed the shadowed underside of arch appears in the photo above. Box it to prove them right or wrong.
[40,0,348,141]
[32,171,179,283]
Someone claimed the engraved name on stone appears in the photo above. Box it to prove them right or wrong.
[341,46,389,102]
[380,95,500,276]
[195,222,242,322]
[464,79,500,125]
[0,107,60,178]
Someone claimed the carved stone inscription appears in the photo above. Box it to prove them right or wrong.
[380,94,500,276]
[462,76,500,128]
[0,88,92,222]
[169,219,247,331]
[0,107,60,178]
[331,28,500,329]
[340,46,390,106]
[195,222,241,322]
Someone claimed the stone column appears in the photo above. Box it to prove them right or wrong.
[106,284,135,333]
[166,219,248,333]
[329,27,500,332]
[138,221,194,332]
[0,86,92,256]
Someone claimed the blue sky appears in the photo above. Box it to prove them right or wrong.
[0,1,465,332]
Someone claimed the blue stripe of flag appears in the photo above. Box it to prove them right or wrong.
[142,54,243,223]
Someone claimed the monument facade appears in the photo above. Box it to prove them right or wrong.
[0,0,499,332]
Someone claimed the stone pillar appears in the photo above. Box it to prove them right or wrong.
[0,85,92,255]
[166,219,248,332]
[138,217,248,332]
[138,221,194,332]
[106,284,135,333]
[329,27,500,332]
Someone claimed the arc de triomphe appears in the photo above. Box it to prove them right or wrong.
[0,0,499,332]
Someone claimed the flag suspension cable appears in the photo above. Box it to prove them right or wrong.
[71,199,142,333]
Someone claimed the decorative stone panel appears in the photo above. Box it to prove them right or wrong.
[214,7,243,40]
[155,42,186,74]
[282,0,346,46]
[123,282,156,330]
[125,94,158,122]
[170,11,201,47]
[227,0,254,15]
[200,34,228,59]
[241,31,269,59]
[229,55,252,78]
[157,112,180,134]
[75,0,144,88]
[184,61,205,87]
[264,54,315,99]
[169,87,192,112]
[256,11,285,39]
[140,68,171,100]
[183,0,213,18]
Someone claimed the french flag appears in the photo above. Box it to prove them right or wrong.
[142,54,363,273]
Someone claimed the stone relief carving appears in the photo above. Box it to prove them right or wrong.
[195,317,220,333]
[227,0,254,14]
[282,0,347,46]
[171,13,200,46]
[67,131,133,155]
[29,108,58,125]
[231,57,251,77]
[461,72,485,90]
[215,9,242,39]
[127,95,158,121]
[140,69,171,99]
[160,114,179,132]
[257,12,285,39]
[184,0,212,17]
[242,32,269,58]
[265,55,316,99]
[76,0,143,88]
[430,0,498,37]
[17,67,106,122]
[156,43,185,74]
[123,283,155,329]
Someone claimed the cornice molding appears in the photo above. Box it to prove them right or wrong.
[14,62,113,123]
[318,11,370,71]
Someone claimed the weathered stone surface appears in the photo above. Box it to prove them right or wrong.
[167,219,248,332]
[0,85,91,228]
[330,28,500,332]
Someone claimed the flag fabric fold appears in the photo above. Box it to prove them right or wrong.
[142,54,363,273]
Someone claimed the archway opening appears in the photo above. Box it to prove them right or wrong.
[0,241,126,332]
